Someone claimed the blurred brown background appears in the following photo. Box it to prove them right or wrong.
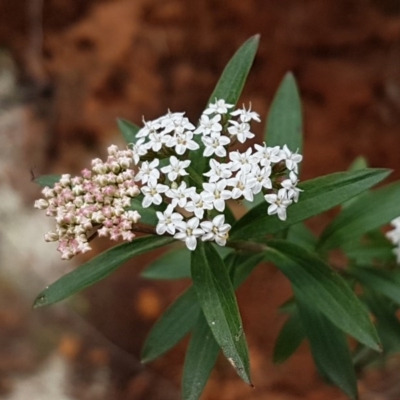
[1,0,400,399]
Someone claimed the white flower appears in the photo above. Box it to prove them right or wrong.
[204,99,234,115]
[227,120,255,143]
[135,159,160,184]
[201,180,232,212]
[174,217,204,250]
[279,171,302,202]
[227,170,257,202]
[161,156,190,182]
[144,132,164,152]
[137,118,161,138]
[141,180,169,207]
[203,159,232,183]
[131,138,147,165]
[194,114,222,135]
[202,132,231,157]
[229,148,258,173]
[281,145,303,173]
[200,214,231,246]
[231,104,261,122]
[166,181,196,208]
[162,114,195,135]
[264,191,293,221]
[254,143,283,167]
[184,192,213,219]
[156,205,184,235]
[251,165,272,194]
[166,131,199,155]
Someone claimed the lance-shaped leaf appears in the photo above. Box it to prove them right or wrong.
[141,252,263,363]
[265,240,381,351]
[191,241,251,384]
[141,247,191,280]
[33,236,174,308]
[231,168,390,240]
[295,292,358,400]
[34,174,61,188]
[117,118,141,144]
[273,309,305,364]
[182,313,220,400]
[350,267,400,307]
[318,181,400,251]
[364,291,400,355]
[141,287,200,363]
[189,35,260,175]
[265,72,302,154]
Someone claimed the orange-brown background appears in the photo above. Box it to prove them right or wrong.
[1,1,400,399]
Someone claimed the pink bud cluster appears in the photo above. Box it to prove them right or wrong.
[34,145,141,260]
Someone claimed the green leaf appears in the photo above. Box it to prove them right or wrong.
[318,181,400,251]
[141,287,201,363]
[34,174,61,188]
[182,313,220,400]
[33,236,174,308]
[273,309,305,364]
[286,222,317,251]
[117,118,141,144]
[265,240,381,351]
[141,252,262,364]
[296,292,358,400]
[350,267,400,307]
[345,245,395,265]
[364,291,400,355]
[231,168,390,240]
[191,241,251,384]
[265,72,302,154]
[189,35,260,176]
[141,247,191,280]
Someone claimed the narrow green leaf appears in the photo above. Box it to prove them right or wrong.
[141,286,201,363]
[182,313,220,400]
[265,240,381,351]
[286,222,317,251]
[141,247,191,280]
[117,118,141,144]
[231,168,390,240]
[191,242,251,384]
[345,245,395,265]
[190,35,260,176]
[296,292,358,400]
[265,72,302,153]
[33,236,174,308]
[34,174,61,188]
[273,310,305,364]
[350,267,400,307]
[141,253,262,364]
[318,181,400,251]
[364,291,400,354]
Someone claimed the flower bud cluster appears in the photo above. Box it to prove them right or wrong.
[133,99,303,250]
[34,145,141,260]
[386,217,400,263]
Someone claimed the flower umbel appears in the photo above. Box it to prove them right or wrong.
[35,99,304,255]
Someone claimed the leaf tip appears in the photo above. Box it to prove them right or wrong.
[33,292,48,309]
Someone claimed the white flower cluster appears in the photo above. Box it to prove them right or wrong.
[34,145,140,260]
[386,217,400,263]
[35,98,304,257]
[133,99,303,250]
